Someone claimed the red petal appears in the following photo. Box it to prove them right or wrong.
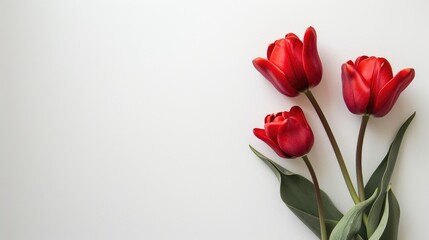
[267,42,275,59]
[355,55,369,65]
[264,113,275,124]
[253,58,299,97]
[357,57,378,85]
[341,61,370,114]
[302,26,322,88]
[281,111,291,119]
[281,106,304,120]
[280,106,302,120]
[373,68,415,117]
[283,35,307,91]
[253,128,287,158]
[265,121,283,142]
[273,112,285,121]
[267,39,288,72]
[369,58,393,105]
[288,106,307,125]
[277,117,314,158]
[285,33,298,38]
[376,58,393,86]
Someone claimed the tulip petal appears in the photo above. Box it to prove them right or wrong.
[289,106,308,124]
[265,121,284,142]
[369,58,393,108]
[267,42,275,59]
[373,68,415,117]
[285,33,298,38]
[267,39,288,72]
[283,35,308,91]
[376,58,393,88]
[253,58,300,97]
[357,57,378,85]
[341,61,371,114]
[253,128,287,158]
[264,113,275,124]
[277,117,314,158]
[302,26,322,88]
[355,56,369,65]
[281,106,305,122]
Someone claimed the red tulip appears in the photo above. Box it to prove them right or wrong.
[253,106,314,158]
[341,56,415,117]
[253,27,322,97]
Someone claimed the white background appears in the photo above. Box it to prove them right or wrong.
[1,0,428,239]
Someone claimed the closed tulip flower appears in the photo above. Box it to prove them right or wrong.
[253,106,314,158]
[253,26,322,97]
[341,56,415,117]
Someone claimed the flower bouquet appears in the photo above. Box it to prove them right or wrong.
[250,27,415,240]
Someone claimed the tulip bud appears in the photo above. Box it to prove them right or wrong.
[341,56,415,117]
[253,27,323,97]
[253,106,314,158]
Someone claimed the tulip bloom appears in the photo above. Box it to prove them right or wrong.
[341,56,415,117]
[253,106,314,158]
[253,27,322,97]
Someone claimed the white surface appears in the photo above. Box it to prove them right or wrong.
[1,0,428,239]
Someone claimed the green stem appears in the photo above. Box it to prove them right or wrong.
[302,155,327,240]
[304,90,360,204]
[356,114,370,202]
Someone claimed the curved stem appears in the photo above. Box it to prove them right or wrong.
[302,155,327,240]
[304,90,360,204]
[356,114,370,202]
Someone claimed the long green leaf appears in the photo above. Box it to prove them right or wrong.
[381,190,400,240]
[250,145,343,238]
[365,161,401,240]
[366,112,415,238]
[369,190,390,240]
[329,189,378,240]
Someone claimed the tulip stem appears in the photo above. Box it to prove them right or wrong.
[302,155,327,240]
[304,90,360,204]
[356,114,370,202]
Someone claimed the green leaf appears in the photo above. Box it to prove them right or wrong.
[250,145,343,238]
[381,190,400,240]
[329,189,378,240]
[364,157,386,203]
[368,190,390,240]
[365,112,414,238]
[363,190,400,240]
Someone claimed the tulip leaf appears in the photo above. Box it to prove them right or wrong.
[329,189,378,240]
[368,190,390,240]
[250,145,343,238]
[382,190,400,240]
[365,112,414,238]
[366,178,401,239]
